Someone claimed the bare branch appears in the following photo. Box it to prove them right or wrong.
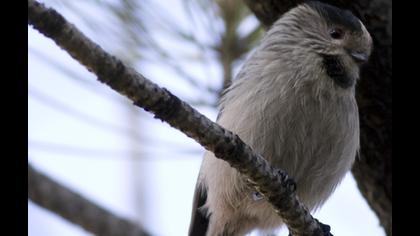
[28,0,331,235]
[28,163,150,236]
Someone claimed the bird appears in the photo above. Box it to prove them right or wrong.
[188,1,372,235]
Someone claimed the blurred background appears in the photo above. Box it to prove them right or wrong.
[28,0,386,235]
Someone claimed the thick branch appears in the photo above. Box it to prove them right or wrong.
[28,0,329,235]
[28,163,150,236]
[243,0,392,235]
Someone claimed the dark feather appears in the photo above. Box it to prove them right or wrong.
[188,184,209,236]
[321,54,354,88]
[306,1,361,32]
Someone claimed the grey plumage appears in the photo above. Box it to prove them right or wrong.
[189,2,372,235]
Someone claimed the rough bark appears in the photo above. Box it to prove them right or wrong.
[28,0,332,235]
[28,163,150,236]
[243,1,392,235]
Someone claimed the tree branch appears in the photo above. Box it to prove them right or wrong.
[28,163,150,236]
[28,0,330,235]
[242,0,392,235]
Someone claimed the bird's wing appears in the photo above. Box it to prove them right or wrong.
[188,183,209,236]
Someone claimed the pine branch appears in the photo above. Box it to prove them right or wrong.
[28,163,150,236]
[28,0,331,235]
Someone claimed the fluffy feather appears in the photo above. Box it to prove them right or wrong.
[189,2,372,235]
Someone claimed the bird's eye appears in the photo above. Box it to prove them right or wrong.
[329,28,344,39]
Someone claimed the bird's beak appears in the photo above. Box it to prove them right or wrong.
[349,51,368,64]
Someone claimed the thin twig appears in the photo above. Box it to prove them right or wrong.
[29,140,202,159]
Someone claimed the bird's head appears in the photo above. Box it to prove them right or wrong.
[269,1,373,89]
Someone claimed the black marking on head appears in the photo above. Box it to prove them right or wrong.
[321,54,354,88]
[306,1,361,32]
